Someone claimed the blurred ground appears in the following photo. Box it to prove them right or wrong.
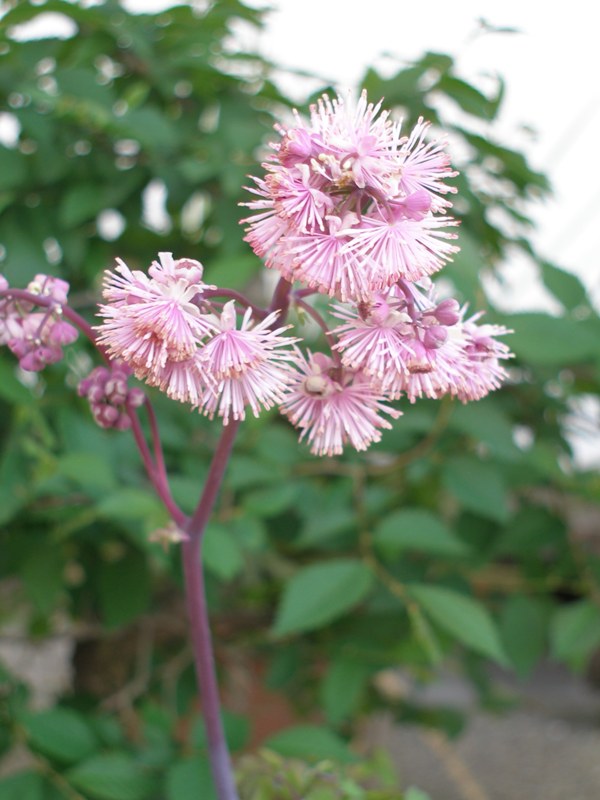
[363,661,600,800]
[3,617,600,799]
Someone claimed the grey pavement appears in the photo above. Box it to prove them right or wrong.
[363,661,600,800]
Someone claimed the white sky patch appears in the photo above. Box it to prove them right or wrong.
[7,12,78,40]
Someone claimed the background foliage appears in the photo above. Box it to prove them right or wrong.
[1,1,599,798]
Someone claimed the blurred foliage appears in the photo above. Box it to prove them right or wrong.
[1,0,600,797]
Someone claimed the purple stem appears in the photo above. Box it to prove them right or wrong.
[268,276,292,320]
[127,407,187,527]
[0,288,102,351]
[144,398,168,487]
[294,296,339,357]
[182,420,241,800]
[202,287,268,319]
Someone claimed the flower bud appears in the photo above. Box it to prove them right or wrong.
[47,320,78,346]
[434,298,460,326]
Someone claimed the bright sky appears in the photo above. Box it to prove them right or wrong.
[10,0,599,303]
[245,0,600,309]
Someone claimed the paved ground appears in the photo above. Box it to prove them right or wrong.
[363,662,600,800]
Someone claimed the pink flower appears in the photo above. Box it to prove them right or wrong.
[331,286,464,401]
[196,301,300,424]
[397,118,458,209]
[450,313,513,402]
[280,352,401,457]
[242,92,458,303]
[96,253,217,381]
[341,210,459,290]
[287,214,372,302]
[145,353,211,408]
[26,274,70,306]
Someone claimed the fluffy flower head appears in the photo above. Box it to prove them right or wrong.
[242,92,458,302]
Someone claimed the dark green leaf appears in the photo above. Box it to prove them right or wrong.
[97,489,164,523]
[0,146,27,190]
[442,456,510,523]
[551,600,600,670]
[21,708,97,765]
[500,595,549,678]
[21,542,64,612]
[320,658,370,725]
[265,725,356,763]
[203,523,244,581]
[165,759,216,800]
[508,313,597,365]
[56,451,117,493]
[67,754,153,800]
[97,550,151,629]
[0,771,44,800]
[374,509,469,557]
[540,262,589,310]
[438,75,499,120]
[409,584,509,665]
[272,560,373,636]
[242,483,300,517]
[449,400,521,461]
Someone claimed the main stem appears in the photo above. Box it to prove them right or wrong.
[182,420,241,800]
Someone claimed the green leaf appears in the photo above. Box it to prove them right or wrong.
[409,584,509,665]
[192,711,250,753]
[438,74,500,120]
[21,708,97,765]
[227,456,282,490]
[242,483,300,517]
[265,725,356,763]
[500,595,549,678]
[0,771,44,800]
[67,754,153,800]
[442,456,510,523]
[165,759,216,800]
[0,435,29,525]
[508,313,598,365]
[272,559,373,636]
[540,262,589,310]
[0,146,27,190]
[374,509,469,558]
[449,400,521,462]
[203,523,244,581]
[97,489,164,522]
[59,184,109,228]
[97,550,151,629]
[320,658,370,725]
[21,542,65,612]
[204,253,262,290]
[550,600,600,670]
[0,358,33,404]
[56,451,117,493]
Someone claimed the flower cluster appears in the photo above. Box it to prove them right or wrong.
[240,92,512,453]
[94,253,299,425]
[242,93,459,302]
[0,274,78,371]
[78,364,145,430]
[0,93,513,458]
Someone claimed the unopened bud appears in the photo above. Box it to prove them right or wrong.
[423,325,448,350]
[434,298,460,327]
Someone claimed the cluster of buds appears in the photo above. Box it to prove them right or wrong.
[0,274,78,372]
[0,93,512,457]
[77,364,144,430]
